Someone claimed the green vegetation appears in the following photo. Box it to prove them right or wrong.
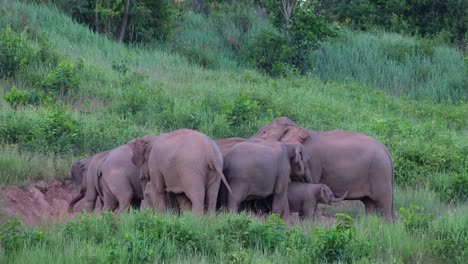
[1,206,466,263]
[0,0,466,262]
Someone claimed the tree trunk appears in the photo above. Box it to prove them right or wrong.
[117,0,131,42]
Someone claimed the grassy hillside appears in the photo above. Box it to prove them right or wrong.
[0,1,467,263]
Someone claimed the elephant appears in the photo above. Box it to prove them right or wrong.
[288,182,348,219]
[84,142,144,213]
[221,139,312,219]
[215,137,246,156]
[130,129,232,214]
[254,117,395,220]
[68,157,92,213]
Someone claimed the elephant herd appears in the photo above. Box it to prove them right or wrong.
[68,117,394,221]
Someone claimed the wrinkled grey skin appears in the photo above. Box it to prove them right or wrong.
[68,157,93,213]
[288,182,348,219]
[143,184,191,213]
[221,139,312,220]
[130,129,231,214]
[86,144,144,213]
[215,137,246,156]
[256,117,395,220]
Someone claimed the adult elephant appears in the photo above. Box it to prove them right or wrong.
[130,129,231,214]
[221,139,312,219]
[215,137,246,156]
[253,117,394,220]
[86,142,144,213]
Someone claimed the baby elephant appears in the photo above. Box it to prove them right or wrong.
[288,182,348,219]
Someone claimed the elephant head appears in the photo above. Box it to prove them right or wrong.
[286,142,312,183]
[251,117,309,143]
[69,157,91,185]
[319,184,348,204]
[128,136,156,189]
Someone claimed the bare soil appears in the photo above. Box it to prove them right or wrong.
[0,179,89,225]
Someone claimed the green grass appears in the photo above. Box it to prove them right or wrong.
[0,144,70,186]
[0,1,466,262]
[312,30,467,102]
[1,198,466,263]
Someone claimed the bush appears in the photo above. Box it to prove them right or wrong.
[0,218,45,254]
[399,204,434,232]
[39,58,82,96]
[0,27,36,77]
[3,86,33,108]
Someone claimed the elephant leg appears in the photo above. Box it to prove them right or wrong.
[185,188,205,215]
[84,189,97,213]
[205,178,221,214]
[116,194,133,214]
[102,191,118,212]
[176,194,191,211]
[227,182,247,213]
[68,189,85,213]
[131,199,142,210]
[362,197,378,214]
[272,191,290,220]
[302,205,317,220]
[151,171,167,212]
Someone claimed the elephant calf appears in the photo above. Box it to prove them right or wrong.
[222,139,312,220]
[288,182,347,219]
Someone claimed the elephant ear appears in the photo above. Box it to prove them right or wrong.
[280,125,309,143]
[128,138,150,167]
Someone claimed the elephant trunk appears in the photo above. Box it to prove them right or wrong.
[331,191,348,203]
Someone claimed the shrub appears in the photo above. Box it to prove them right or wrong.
[247,214,286,250]
[0,218,45,254]
[0,26,36,77]
[399,204,434,232]
[313,213,359,262]
[3,86,32,108]
[39,58,82,96]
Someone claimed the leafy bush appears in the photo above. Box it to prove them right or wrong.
[0,27,36,77]
[312,213,363,262]
[39,58,82,96]
[3,86,33,108]
[0,218,45,254]
[399,205,434,232]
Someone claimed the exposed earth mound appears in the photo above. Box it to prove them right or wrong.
[0,179,92,225]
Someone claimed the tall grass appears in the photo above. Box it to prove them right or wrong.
[0,145,69,186]
[1,201,466,263]
[312,30,467,102]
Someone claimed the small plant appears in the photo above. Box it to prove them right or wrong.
[399,204,434,232]
[226,93,260,128]
[313,213,359,262]
[247,214,286,250]
[3,86,32,108]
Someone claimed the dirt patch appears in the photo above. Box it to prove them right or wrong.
[0,179,89,225]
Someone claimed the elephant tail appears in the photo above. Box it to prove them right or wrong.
[95,168,105,200]
[210,161,232,194]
